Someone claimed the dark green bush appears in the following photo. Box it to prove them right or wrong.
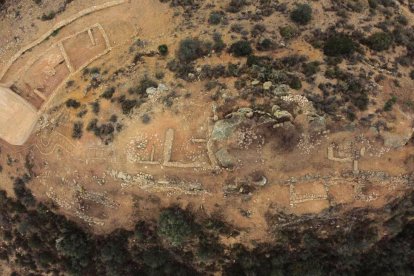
[101,87,115,99]
[41,11,56,21]
[158,208,193,246]
[177,38,208,62]
[368,0,378,8]
[158,44,169,56]
[302,61,320,77]
[66,99,81,109]
[290,4,312,25]
[229,40,252,57]
[91,101,100,114]
[212,32,226,53]
[279,25,299,40]
[121,99,138,114]
[324,34,356,56]
[208,11,223,25]
[384,96,397,111]
[128,77,157,95]
[366,32,393,51]
[289,75,302,90]
[256,38,275,51]
[72,122,83,139]
[396,15,408,26]
[226,0,247,13]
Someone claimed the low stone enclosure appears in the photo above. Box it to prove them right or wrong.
[0,0,126,145]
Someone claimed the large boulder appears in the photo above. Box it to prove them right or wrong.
[215,148,235,168]
[211,109,252,141]
[382,129,414,148]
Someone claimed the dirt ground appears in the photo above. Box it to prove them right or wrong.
[0,0,413,247]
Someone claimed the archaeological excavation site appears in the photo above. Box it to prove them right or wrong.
[0,0,413,274]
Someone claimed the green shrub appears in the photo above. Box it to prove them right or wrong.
[229,40,252,57]
[158,44,169,56]
[212,32,226,53]
[101,87,115,99]
[290,4,312,25]
[396,15,408,26]
[256,38,275,51]
[289,75,302,90]
[72,122,83,139]
[324,34,356,56]
[226,0,247,13]
[66,99,81,109]
[91,101,100,114]
[384,96,397,111]
[158,209,193,246]
[208,11,223,25]
[366,32,393,51]
[128,77,157,95]
[302,61,320,76]
[368,0,378,8]
[279,25,299,40]
[120,99,138,114]
[41,11,56,21]
[177,38,208,62]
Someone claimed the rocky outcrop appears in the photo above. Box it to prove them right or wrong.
[215,148,235,168]
[211,108,253,141]
[381,128,414,149]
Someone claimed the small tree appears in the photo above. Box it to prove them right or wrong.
[366,32,392,51]
[279,25,299,40]
[290,4,312,25]
[229,40,252,57]
[72,122,83,139]
[158,208,193,246]
[66,99,81,109]
[177,38,208,62]
[208,11,223,25]
[158,44,169,56]
[324,34,356,56]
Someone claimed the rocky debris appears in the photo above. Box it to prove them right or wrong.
[381,129,414,149]
[215,148,235,168]
[108,170,155,189]
[146,83,169,100]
